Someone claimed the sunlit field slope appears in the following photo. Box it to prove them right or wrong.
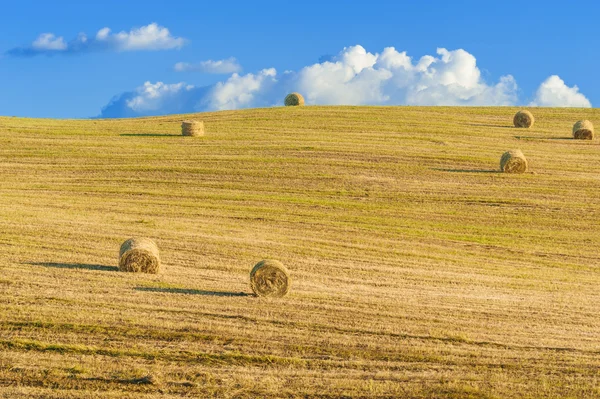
[1,106,599,398]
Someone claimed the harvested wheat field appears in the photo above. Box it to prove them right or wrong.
[0,106,600,398]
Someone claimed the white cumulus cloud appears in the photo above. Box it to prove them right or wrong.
[297,46,517,106]
[7,23,185,56]
[174,57,242,74]
[98,44,592,118]
[529,75,591,108]
[296,47,391,105]
[126,82,195,112]
[204,68,279,110]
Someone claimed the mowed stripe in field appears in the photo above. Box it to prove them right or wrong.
[0,106,599,398]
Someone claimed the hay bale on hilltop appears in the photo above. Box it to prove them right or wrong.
[572,120,594,140]
[119,237,161,273]
[284,93,305,107]
[250,259,290,297]
[513,110,534,128]
[181,120,204,137]
[500,150,528,174]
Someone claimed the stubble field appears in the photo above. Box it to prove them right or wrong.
[0,106,599,398]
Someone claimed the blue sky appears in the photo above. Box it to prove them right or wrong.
[0,0,597,118]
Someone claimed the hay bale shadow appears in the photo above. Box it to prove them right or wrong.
[432,168,501,174]
[120,133,180,137]
[466,123,514,129]
[514,136,572,141]
[28,262,118,272]
[85,375,158,385]
[135,286,250,297]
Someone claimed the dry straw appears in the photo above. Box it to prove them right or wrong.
[513,110,534,128]
[250,259,290,297]
[181,120,205,137]
[119,237,161,274]
[500,150,528,174]
[572,120,594,140]
[284,93,305,107]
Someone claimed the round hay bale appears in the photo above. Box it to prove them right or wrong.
[572,120,594,140]
[181,120,204,137]
[119,237,161,273]
[249,259,290,297]
[284,93,305,107]
[500,149,528,174]
[513,110,534,128]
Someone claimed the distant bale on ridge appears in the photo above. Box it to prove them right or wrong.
[513,110,534,128]
[500,150,528,174]
[572,120,594,140]
[250,259,290,297]
[284,93,305,107]
[181,120,204,137]
[119,237,161,274]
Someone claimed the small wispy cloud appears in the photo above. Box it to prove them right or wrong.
[95,23,185,51]
[32,33,68,51]
[174,57,242,74]
[6,23,186,57]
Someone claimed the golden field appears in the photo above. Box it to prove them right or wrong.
[0,106,599,398]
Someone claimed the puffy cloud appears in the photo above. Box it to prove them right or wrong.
[98,44,591,118]
[174,57,242,74]
[6,23,185,56]
[296,46,517,106]
[99,82,210,118]
[377,47,412,70]
[399,49,518,106]
[297,55,391,105]
[126,82,195,112]
[529,75,591,108]
[204,68,279,110]
[98,69,280,118]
